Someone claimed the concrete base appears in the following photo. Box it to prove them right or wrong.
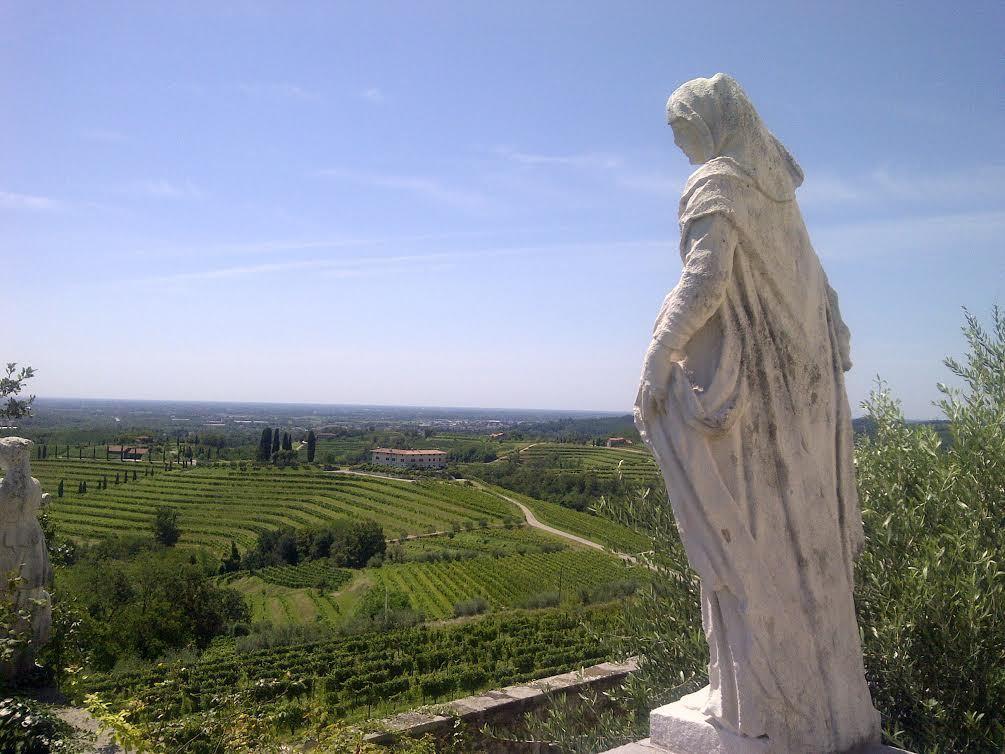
[599,701,914,754]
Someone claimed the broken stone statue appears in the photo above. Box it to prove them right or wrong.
[632,73,893,753]
[0,437,52,682]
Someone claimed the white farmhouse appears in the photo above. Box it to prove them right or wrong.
[370,448,448,469]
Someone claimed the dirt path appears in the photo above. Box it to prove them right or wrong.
[491,442,539,462]
[465,481,641,565]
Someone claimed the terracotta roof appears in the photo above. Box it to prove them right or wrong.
[371,448,447,456]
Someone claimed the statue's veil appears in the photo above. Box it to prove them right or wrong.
[667,73,804,201]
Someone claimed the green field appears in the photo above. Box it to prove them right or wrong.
[33,460,515,552]
[517,442,660,484]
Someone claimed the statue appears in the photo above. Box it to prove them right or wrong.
[635,75,881,752]
[0,437,52,682]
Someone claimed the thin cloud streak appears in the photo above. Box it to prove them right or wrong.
[133,239,668,284]
[813,209,1005,260]
[361,87,386,104]
[799,164,1005,206]
[237,82,322,102]
[0,191,63,211]
[135,180,206,200]
[317,168,491,211]
[495,146,623,170]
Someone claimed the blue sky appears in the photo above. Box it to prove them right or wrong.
[3,2,1002,417]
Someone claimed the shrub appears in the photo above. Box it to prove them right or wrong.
[518,591,561,610]
[453,596,488,618]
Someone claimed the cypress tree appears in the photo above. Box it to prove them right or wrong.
[272,428,280,455]
[282,432,292,451]
[306,430,317,463]
[258,428,272,462]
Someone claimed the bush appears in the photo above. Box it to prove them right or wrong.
[578,579,639,605]
[453,596,489,618]
[518,591,561,610]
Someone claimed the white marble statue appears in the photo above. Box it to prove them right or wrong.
[0,437,52,681]
[634,74,881,752]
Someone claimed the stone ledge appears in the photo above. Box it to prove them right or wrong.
[363,658,638,744]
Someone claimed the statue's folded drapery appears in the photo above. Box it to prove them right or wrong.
[636,145,880,750]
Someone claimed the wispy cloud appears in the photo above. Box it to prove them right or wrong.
[495,146,623,170]
[237,82,321,102]
[135,180,206,200]
[136,239,666,284]
[813,210,1005,260]
[493,145,685,198]
[799,164,1005,207]
[361,87,386,104]
[0,190,63,211]
[317,169,491,211]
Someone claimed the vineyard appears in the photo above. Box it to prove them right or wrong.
[400,525,566,558]
[80,607,620,726]
[225,536,640,626]
[32,460,514,551]
[517,443,660,484]
[369,548,639,619]
[231,558,354,590]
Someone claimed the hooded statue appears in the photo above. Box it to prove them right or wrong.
[635,74,880,752]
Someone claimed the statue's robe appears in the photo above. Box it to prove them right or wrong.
[636,156,880,752]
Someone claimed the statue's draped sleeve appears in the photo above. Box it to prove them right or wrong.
[652,215,737,354]
[651,165,748,354]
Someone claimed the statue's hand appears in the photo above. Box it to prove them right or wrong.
[637,343,682,419]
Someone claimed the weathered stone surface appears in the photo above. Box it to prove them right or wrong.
[0,437,52,681]
[634,74,880,752]
[644,702,913,754]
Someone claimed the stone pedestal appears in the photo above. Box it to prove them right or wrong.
[650,701,767,753]
[601,701,913,754]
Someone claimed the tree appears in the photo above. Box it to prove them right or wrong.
[0,362,35,422]
[306,430,317,463]
[271,428,280,455]
[281,432,292,451]
[257,427,272,462]
[152,506,181,547]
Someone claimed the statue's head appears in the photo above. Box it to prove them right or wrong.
[667,73,804,198]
